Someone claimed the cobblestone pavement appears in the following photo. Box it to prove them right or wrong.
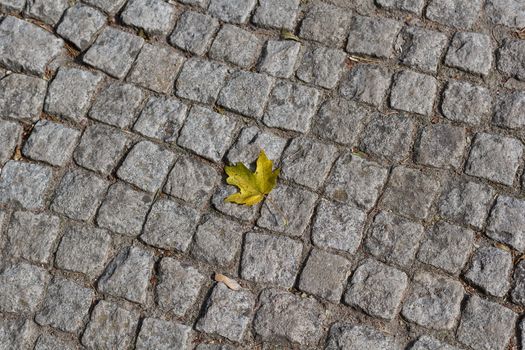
[0,0,525,349]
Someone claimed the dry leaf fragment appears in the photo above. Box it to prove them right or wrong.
[12,147,22,161]
[280,29,301,42]
[494,242,511,252]
[214,273,241,290]
[517,27,525,40]
[348,55,380,64]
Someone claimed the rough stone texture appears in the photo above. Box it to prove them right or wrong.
[177,106,237,162]
[45,67,104,123]
[263,80,320,133]
[512,260,525,305]
[0,16,63,76]
[83,0,127,14]
[0,73,47,122]
[136,318,192,350]
[300,3,350,47]
[487,195,525,252]
[426,0,483,29]
[196,283,256,342]
[0,161,53,210]
[340,65,392,107]
[56,4,106,50]
[381,166,440,220]
[492,91,525,130]
[486,0,525,28]
[241,231,303,288]
[0,0,25,13]
[156,258,205,316]
[376,0,425,14]
[345,259,408,320]
[26,0,69,26]
[0,318,38,350]
[390,70,438,115]
[397,26,448,73]
[35,277,94,333]
[296,45,346,89]
[465,133,523,186]
[227,126,287,166]
[445,32,493,76]
[0,119,21,165]
[409,336,460,350]
[141,198,201,252]
[253,0,299,30]
[82,301,139,350]
[365,211,424,268]
[210,25,262,69]
[457,295,517,350]
[346,15,402,58]
[83,26,144,79]
[254,288,326,346]
[121,0,176,36]
[258,40,300,78]
[34,333,77,350]
[441,80,492,125]
[415,124,467,169]
[498,39,525,81]
[402,272,464,330]
[6,211,60,264]
[170,11,219,56]
[465,246,512,297]
[133,96,188,142]
[23,120,80,166]
[326,323,400,350]
[176,58,229,104]
[98,246,155,304]
[417,221,474,274]
[0,262,49,313]
[211,183,261,222]
[207,0,256,24]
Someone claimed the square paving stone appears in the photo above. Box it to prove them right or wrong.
[191,214,247,267]
[409,336,460,350]
[313,99,370,145]
[0,119,22,166]
[22,120,80,167]
[364,211,424,268]
[176,58,229,104]
[0,73,47,121]
[497,39,525,81]
[312,199,367,254]
[465,132,523,186]
[169,11,219,56]
[55,224,112,279]
[299,249,351,302]
[512,261,525,305]
[83,26,144,79]
[257,184,318,237]
[83,0,127,14]
[390,70,437,115]
[360,113,416,161]
[258,40,300,79]
[0,0,25,12]
[426,0,483,29]
[457,295,517,350]
[227,126,287,166]
[74,123,131,175]
[178,0,208,7]
[417,221,474,274]
[34,333,77,350]
[127,43,184,94]
[492,91,525,130]
[487,195,525,251]
[465,246,512,297]
[345,259,408,320]
[136,318,192,350]
[241,231,303,288]
[445,32,493,76]
[263,80,320,133]
[117,141,176,193]
[326,323,399,350]
[211,183,261,222]
[281,137,338,190]
[156,257,205,316]
[218,71,274,119]
[401,272,464,330]
[325,152,389,210]
[299,3,350,47]
[51,168,110,221]
[339,64,392,107]
[97,182,153,236]
[196,283,256,342]
[254,288,326,346]
[98,246,154,304]
[56,4,106,50]
[164,155,220,207]
[133,96,188,142]
[89,81,146,129]
[0,262,50,313]
[207,0,256,24]
[376,0,425,14]
[44,67,104,123]
[141,198,200,252]
[6,211,60,264]
[25,0,69,26]
[486,0,525,28]
[381,166,440,220]
[81,301,139,350]
[121,0,176,36]
[253,0,299,30]
[415,124,467,170]
[438,179,495,230]
[210,25,262,69]
[177,106,237,162]
[0,161,53,210]
[0,318,37,350]
[296,45,346,89]
[441,80,492,125]
[346,15,402,58]
[397,26,448,73]
[0,16,63,76]
[35,277,94,333]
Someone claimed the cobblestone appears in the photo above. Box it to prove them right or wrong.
[414,124,467,170]
[340,65,392,107]
[346,15,402,58]
[441,80,492,125]
[390,70,438,115]
[253,0,299,30]
[170,11,219,56]
[397,26,448,73]
[299,3,350,47]
[486,0,525,28]
[136,318,192,350]
[133,96,188,142]
[0,318,37,349]
[176,58,229,104]
[445,32,493,76]
[0,262,49,313]
[0,73,47,122]
[56,4,106,50]
[121,0,176,36]
[426,0,483,29]
[487,195,525,251]
[296,45,346,89]
[465,246,512,297]
[497,39,525,81]
[258,40,300,79]
[492,91,525,130]
[210,25,262,69]
[0,119,21,165]
[26,0,68,26]
[207,0,256,24]
[326,323,399,350]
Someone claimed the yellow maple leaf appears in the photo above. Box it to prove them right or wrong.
[224,150,279,206]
